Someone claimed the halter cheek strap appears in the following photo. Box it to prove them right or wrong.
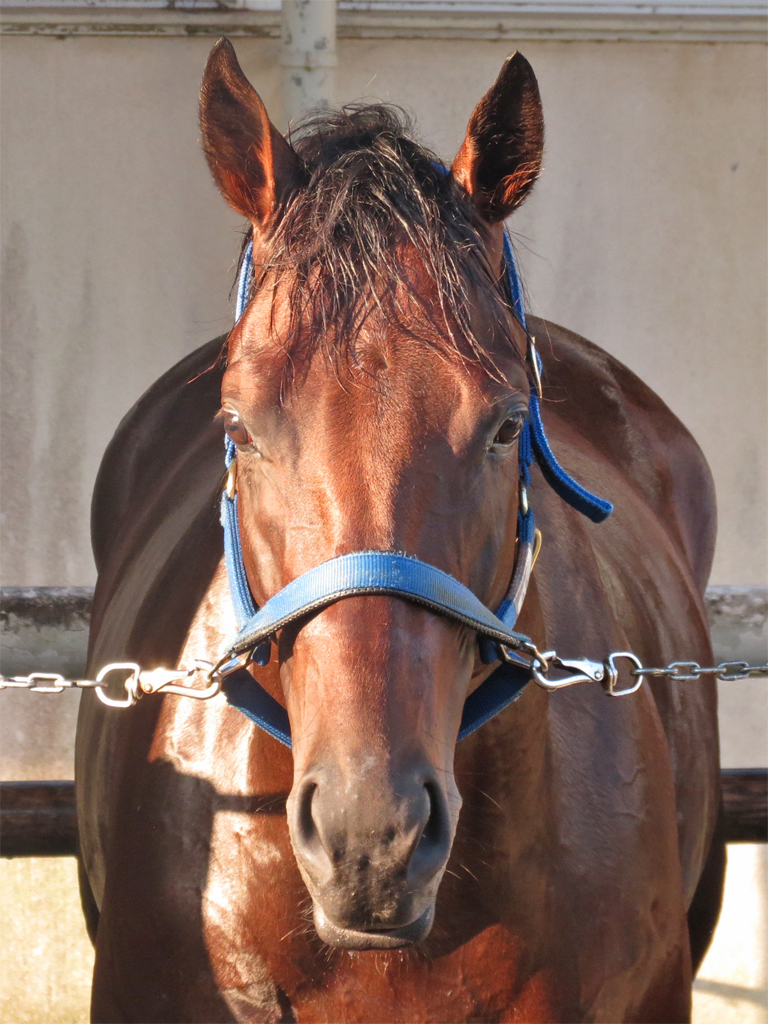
[219,234,612,748]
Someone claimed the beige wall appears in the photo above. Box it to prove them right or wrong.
[1,35,766,588]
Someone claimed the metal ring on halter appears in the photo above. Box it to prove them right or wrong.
[94,663,142,708]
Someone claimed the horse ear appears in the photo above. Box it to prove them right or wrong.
[451,52,544,224]
[200,38,304,228]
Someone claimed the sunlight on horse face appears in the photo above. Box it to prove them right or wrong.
[202,39,543,948]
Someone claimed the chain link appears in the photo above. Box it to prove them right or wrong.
[0,672,100,693]
[1,654,766,706]
[632,659,768,682]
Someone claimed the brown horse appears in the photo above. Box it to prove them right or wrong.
[76,39,723,1023]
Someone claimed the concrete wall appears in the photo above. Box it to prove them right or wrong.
[0,34,766,587]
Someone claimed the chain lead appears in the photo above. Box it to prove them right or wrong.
[0,659,227,707]
[1,654,766,706]
[632,659,768,682]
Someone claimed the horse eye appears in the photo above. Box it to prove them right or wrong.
[491,414,524,452]
[222,410,252,447]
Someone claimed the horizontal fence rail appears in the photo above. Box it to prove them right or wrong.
[0,772,765,858]
[0,781,78,857]
[1,587,766,854]
[720,768,767,843]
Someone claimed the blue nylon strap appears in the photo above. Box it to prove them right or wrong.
[229,551,530,658]
[236,240,254,322]
[224,661,530,748]
[501,231,613,524]
[503,230,527,331]
[221,241,258,629]
[458,659,530,740]
[223,668,292,747]
[222,438,257,629]
[528,394,613,523]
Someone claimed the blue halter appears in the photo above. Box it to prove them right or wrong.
[219,230,612,748]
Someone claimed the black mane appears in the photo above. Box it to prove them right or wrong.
[241,103,519,374]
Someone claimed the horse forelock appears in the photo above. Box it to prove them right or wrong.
[232,103,523,382]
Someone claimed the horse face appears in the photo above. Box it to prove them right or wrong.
[223,292,528,945]
[202,39,543,948]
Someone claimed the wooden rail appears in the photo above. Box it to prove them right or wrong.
[1,771,765,857]
[720,768,767,843]
[1,781,78,857]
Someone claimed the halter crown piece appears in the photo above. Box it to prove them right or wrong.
[220,223,612,748]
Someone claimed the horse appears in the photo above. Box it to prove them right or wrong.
[75,38,723,1023]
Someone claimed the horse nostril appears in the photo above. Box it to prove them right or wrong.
[409,781,451,887]
[293,779,340,881]
[420,783,442,846]
[296,780,318,848]
[292,774,348,880]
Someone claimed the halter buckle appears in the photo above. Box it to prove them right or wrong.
[225,459,237,500]
[527,336,543,400]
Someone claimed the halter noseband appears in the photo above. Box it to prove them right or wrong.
[219,231,612,747]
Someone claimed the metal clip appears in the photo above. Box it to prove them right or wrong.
[139,666,195,693]
[139,660,223,700]
[531,652,605,691]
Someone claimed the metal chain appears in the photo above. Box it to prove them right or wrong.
[0,658,228,708]
[1,649,765,707]
[633,659,768,681]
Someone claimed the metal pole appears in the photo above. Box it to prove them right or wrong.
[280,0,337,129]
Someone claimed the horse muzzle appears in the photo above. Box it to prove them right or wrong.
[287,761,459,949]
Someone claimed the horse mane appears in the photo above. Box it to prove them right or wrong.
[239,103,521,376]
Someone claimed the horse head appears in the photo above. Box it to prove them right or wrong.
[199,39,544,950]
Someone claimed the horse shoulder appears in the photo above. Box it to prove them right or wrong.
[528,318,720,913]
[79,337,227,914]
[529,316,716,592]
